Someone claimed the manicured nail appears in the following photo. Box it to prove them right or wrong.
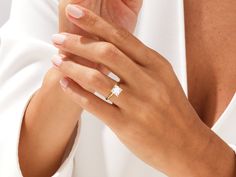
[52,55,63,66]
[52,34,66,45]
[67,4,84,19]
[60,78,69,89]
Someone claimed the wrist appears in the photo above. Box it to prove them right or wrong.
[173,119,235,177]
[19,67,82,177]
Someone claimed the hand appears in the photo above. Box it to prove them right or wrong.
[59,0,142,33]
[58,0,143,81]
[52,5,236,177]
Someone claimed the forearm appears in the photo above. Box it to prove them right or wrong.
[19,68,81,177]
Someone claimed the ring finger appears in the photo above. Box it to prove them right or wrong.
[52,55,129,107]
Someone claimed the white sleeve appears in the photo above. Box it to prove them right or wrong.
[0,0,80,176]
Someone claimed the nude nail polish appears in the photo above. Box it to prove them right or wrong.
[52,34,66,45]
[52,55,63,66]
[60,79,69,89]
[67,4,84,19]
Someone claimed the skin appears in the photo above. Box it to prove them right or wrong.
[184,0,236,128]
[59,0,142,70]
[19,0,236,177]
[52,4,236,177]
[19,1,141,177]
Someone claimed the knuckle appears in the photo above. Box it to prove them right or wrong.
[158,60,175,80]
[158,57,173,72]
[84,12,98,26]
[161,59,173,71]
[146,48,165,67]
[64,35,80,48]
[145,48,173,69]
[87,70,102,85]
[113,27,131,42]
[98,43,119,60]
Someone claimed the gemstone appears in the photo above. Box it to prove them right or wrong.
[111,85,123,97]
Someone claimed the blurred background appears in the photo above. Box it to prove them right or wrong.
[0,0,11,27]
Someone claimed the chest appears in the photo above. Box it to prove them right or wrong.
[184,0,236,127]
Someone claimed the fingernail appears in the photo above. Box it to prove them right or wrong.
[67,4,84,19]
[52,34,66,45]
[52,55,63,66]
[60,78,69,89]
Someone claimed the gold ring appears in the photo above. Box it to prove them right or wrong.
[105,84,123,101]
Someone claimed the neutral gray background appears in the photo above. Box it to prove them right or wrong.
[0,0,11,27]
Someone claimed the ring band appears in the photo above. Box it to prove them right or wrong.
[106,84,123,101]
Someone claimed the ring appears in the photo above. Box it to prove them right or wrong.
[105,84,123,101]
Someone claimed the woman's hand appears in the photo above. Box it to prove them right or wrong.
[58,0,143,80]
[58,0,143,70]
[59,0,142,33]
[52,5,236,177]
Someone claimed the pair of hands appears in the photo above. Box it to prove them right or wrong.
[51,1,211,176]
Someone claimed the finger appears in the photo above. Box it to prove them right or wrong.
[52,55,128,108]
[69,55,110,75]
[52,33,142,85]
[65,4,153,66]
[59,77,122,128]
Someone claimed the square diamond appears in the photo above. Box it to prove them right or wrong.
[111,85,123,97]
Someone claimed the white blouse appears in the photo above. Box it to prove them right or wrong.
[0,0,235,176]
